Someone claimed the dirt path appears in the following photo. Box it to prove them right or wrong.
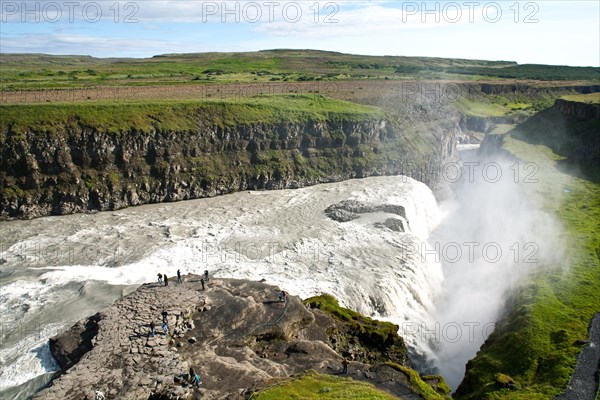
[2,79,586,105]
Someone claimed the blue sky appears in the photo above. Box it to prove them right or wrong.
[1,1,598,66]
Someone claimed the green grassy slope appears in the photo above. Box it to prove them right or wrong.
[509,100,600,182]
[561,93,600,104]
[252,371,398,400]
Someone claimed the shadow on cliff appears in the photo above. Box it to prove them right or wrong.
[509,100,600,183]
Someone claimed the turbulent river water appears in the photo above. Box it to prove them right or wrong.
[0,145,562,399]
[0,175,443,399]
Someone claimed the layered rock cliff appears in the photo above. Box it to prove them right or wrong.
[478,84,600,97]
[508,98,600,182]
[0,98,454,221]
[3,85,594,221]
[554,98,600,120]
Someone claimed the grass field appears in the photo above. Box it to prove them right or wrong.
[560,93,600,104]
[1,50,598,91]
[454,97,510,117]
[0,94,385,135]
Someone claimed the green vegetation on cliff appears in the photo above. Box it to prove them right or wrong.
[253,371,398,400]
[561,93,600,104]
[303,295,451,400]
[0,94,384,135]
[455,133,600,399]
[509,100,600,182]
[303,294,406,360]
[1,94,414,220]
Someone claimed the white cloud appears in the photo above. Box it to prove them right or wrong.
[0,1,597,65]
[1,1,483,25]
[0,33,238,57]
[252,3,486,38]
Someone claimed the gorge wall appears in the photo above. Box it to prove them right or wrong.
[0,102,456,221]
[2,85,597,221]
[509,98,600,182]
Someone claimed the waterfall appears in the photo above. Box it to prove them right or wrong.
[0,176,444,398]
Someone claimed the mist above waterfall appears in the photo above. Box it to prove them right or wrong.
[429,147,564,389]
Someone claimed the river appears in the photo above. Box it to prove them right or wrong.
[0,175,442,399]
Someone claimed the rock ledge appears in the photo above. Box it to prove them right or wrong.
[35,276,441,399]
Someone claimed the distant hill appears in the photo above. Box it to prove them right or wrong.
[1,49,598,91]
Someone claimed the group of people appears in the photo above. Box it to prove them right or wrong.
[157,272,169,286]
[157,269,183,286]
[150,270,211,337]
[157,269,209,286]
[141,272,301,394]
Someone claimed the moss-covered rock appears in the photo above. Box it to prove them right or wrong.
[303,294,408,366]
[494,373,522,390]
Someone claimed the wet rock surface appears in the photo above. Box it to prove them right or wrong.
[35,277,430,400]
[324,200,407,223]
[374,218,405,232]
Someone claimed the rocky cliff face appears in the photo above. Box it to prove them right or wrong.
[7,83,592,221]
[507,99,600,182]
[35,277,448,400]
[458,114,526,138]
[0,117,453,220]
[478,84,600,96]
[554,99,600,120]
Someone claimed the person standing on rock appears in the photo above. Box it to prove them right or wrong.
[177,269,183,284]
[149,321,156,337]
[204,270,209,281]
[164,274,168,286]
[278,290,287,302]
[157,273,162,284]
[342,358,349,374]
[162,310,168,323]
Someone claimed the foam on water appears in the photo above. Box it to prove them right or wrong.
[0,176,443,396]
[0,323,62,390]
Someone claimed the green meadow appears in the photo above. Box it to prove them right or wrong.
[2,50,598,90]
[0,94,385,135]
